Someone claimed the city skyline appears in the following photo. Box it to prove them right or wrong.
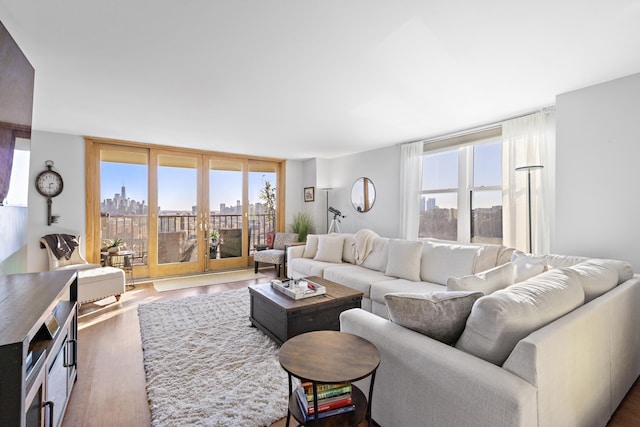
[100,161,275,213]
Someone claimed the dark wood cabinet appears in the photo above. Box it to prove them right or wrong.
[0,270,78,427]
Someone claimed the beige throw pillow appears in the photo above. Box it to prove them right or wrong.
[446,262,516,295]
[385,292,483,345]
[302,234,319,258]
[313,234,344,263]
[385,239,423,282]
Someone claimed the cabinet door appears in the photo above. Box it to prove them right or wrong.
[47,341,68,427]
[25,360,46,427]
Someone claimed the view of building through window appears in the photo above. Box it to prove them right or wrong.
[419,138,502,244]
[99,156,278,267]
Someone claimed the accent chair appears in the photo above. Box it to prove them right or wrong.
[253,232,299,277]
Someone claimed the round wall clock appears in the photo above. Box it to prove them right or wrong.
[36,160,64,197]
[35,160,63,225]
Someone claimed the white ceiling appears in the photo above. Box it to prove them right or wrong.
[1,1,640,160]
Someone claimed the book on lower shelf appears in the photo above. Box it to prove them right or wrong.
[295,383,353,416]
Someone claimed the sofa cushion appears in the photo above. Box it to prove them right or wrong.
[568,260,619,303]
[302,234,319,258]
[313,234,344,263]
[370,279,444,305]
[455,268,585,365]
[323,265,390,298]
[288,258,339,279]
[385,239,422,282]
[511,250,546,283]
[420,241,479,285]
[385,291,483,345]
[361,237,389,272]
[446,262,516,295]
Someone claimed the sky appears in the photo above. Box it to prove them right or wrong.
[422,140,502,209]
[101,162,275,212]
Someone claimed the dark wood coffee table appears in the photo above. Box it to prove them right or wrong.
[279,330,380,427]
[248,276,362,345]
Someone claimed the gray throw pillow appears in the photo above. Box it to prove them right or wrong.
[385,291,483,345]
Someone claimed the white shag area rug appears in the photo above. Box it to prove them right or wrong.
[138,288,289,427]
[153,270,266,292]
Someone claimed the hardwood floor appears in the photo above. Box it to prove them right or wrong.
[61,270,640,427]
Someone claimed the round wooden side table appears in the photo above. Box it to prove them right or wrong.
[279,330,380,427]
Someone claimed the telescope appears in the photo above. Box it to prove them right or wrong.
[328,206,345,233]
[328,206,345,218]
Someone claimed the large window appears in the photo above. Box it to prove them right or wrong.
[419,131,502,244]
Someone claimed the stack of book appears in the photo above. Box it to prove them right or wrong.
[295,382,355,422]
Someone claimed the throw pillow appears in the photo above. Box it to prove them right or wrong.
[446,262,516,295]
[385,291,483,345]
[342,234,356,264]
[511,250,546,283]
[455,268,585,365]
[303,234,319,259]
[313,234,344,263]
[385,239,423,282]
[420,241,479,285]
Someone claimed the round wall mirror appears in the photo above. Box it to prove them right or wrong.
[351,177,376,212]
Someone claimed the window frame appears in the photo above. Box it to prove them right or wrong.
[420,127,502,244]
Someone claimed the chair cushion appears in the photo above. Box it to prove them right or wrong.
[273,232,299,250]
[254,249,285,264]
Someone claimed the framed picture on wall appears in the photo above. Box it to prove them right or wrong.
[304,186,315,202]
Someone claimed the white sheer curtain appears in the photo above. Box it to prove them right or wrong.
[502,110,554,254]
[399,141,423,240]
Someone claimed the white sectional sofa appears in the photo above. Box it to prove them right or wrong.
[287,232,640,427]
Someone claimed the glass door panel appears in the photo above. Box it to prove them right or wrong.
[156,153,201,274]
[100,148,149,277]
[208,157,246,269]
[248,162,278,254]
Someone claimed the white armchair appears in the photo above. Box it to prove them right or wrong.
[40,234,125,304]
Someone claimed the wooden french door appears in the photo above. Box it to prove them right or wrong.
[86,138,285,278]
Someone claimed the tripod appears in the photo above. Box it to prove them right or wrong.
[328,214,341,233]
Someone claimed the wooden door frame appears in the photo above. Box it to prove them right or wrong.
[85,136,287,278]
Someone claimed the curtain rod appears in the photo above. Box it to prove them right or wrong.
[400,105,556,146]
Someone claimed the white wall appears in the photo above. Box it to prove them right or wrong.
[555,72,640,271]
[27,131,87,272]
[322,145,401,238]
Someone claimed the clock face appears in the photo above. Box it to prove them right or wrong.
[36,170,64,197]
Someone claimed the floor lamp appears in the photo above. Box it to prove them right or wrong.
[319,188,333,233]
[515,165,544,253]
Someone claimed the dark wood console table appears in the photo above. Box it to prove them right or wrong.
[0,270,78,427]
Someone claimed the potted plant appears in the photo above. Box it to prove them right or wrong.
[210,229,220,242]
[260,177,277,246]
[290,212,315,242]
[105,238,122,254]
